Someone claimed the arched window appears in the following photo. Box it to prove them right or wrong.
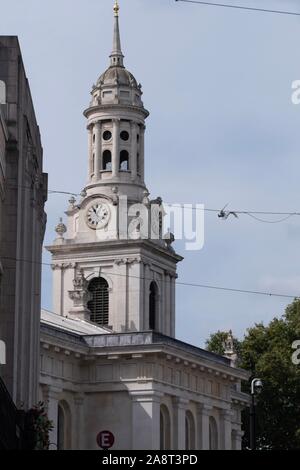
[87,277,109,325]
[103,150,112,170]
[185,411,196,450]
[160,405,171,450]
[149,281,158,330]
[120,150,129,171]
[209,416,218,450]
[57,401,71,450]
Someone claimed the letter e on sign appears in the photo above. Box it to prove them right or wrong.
[97,430,115,449]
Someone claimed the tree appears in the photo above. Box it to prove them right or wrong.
[205,330,241,357]
[206,299,300,450]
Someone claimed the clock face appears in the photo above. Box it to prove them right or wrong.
[86,201,110,229]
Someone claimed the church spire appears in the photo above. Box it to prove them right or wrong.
[110,1,124,67]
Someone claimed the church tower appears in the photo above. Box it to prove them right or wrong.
[47,2,182,336]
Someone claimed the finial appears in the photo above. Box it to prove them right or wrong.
[114,0,119,17]
[110,0,124,67]
[55,217,67,239]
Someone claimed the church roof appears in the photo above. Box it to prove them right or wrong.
[97,65,138,89]
[41,309,111,336]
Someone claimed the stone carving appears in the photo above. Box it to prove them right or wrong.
[68,196,76,210]
[164,230,175,252]
[55,217,67,239]
[68,269,91,321]
[112,186,119,206]
[51,262,75,271]
[224,330,238,367]
[224,330,234,355]
[114,257,142,266]
[73,268,88,290]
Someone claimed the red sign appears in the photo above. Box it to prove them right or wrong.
[97,430,115,449]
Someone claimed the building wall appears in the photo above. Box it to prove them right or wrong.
[0,36,47,409]
[39,336,247,450]
[0,90,8,369]
[49,245,177,336]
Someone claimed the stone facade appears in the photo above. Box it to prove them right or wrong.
[40,3,249,450]
[39,321,248,450]
[0,37,47,409]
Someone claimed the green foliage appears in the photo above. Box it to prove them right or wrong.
[205,330,241,358]
[206,299,300,450]
[27,402,53,450]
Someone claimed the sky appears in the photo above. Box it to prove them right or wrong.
[2,0,300,347]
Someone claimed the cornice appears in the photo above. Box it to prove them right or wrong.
[46,238,183,263]
[83,103,149,119]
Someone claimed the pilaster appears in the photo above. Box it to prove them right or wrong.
[130,391,162,450]
[42,385,62,450]
[130,121,138,180]
[196,403,212,450]
[94,121,102,181]
[87,124,94,180]
[173,397,189,450]
[219,408,233,450]
[112,118,120,177]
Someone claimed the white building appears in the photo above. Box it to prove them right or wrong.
[40,2,248,450]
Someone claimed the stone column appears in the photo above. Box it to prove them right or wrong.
[130,121,138,179]
[231,429,243,450]
[164,272,171,336]
[130,391,162,450]
[87,124,93,180]
[43,385,62,450]
[113,259,127,331]
[173,397,189,450]
[112,118,120,177]
[170,275,176,338]
[220,409,232,450]
[52,264,65,316]
[196,403,212,450]
[140,124,145,181]
[73,395,85,450]
[143,263,151,330]
[94,121,102,181]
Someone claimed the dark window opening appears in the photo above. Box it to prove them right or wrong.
[120,130,129,141]
[57,405,65,450]
[103,150,112,170]
[87,277,109,326]
[120,150,129,171]
[103,130,112,141]
[185,411,196,450]
[149,281,158,330]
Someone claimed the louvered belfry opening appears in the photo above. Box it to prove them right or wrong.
[87,277,109,325]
